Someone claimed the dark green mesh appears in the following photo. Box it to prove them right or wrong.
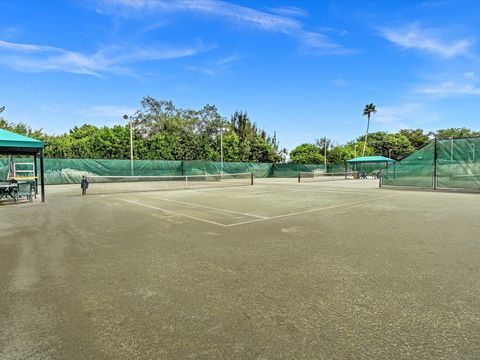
[382,142,435,188]
[437,138,480,189]
[382,137,480,191]
[272,163,326,178]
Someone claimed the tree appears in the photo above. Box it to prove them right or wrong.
[290,143,325,164]
[357,132,414,160]
[362,103,376,156]
[435,128,480,139]
[328,142,374,165]
[399,129,431,149]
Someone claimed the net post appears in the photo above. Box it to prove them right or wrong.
[250,173,254,185]
[298,172,301,183]
[185,176,188,189]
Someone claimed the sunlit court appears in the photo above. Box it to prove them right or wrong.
[2,0,480,358]
[1,177,480,359]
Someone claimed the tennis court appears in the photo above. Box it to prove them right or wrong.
[1,177,480,359]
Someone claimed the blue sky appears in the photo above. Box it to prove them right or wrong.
[1,0,480,150]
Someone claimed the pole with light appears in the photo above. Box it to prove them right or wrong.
[123,114,134,176]
[324,142,327,171]
[219,126,229,174]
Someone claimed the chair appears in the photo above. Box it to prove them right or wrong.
[16,182,34,203]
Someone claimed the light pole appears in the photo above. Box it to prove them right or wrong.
[388,148,392,159]
[123,115,134,176]
[354,143,357,158]
[219,126,229,174]
[324,143,327,171]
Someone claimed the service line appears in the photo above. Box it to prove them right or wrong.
[119,198,229,227]
[156,198,268,219]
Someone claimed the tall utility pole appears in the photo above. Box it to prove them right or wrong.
[324,144,327,171]
[123,115,134,176]
[219,127,229,173]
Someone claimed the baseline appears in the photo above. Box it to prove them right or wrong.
[155,198,268,219]
[119,199,230,227]
[225,194,397,227]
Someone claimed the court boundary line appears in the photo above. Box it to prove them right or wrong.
[225,195,396,227]
[119,199,230,227]
[155,198,268,219]
[254,185,377,195]
[119,194,397,228]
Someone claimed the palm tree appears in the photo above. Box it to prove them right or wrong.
[362,103,376,157]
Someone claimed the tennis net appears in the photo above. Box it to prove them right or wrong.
[85,173,254,195]
[298,171,358,183]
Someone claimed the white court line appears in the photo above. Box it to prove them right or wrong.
[225,195,397,227]
[255,185,376,195]
[119,199,228,227]
[156,198,268,219]
[120,194,398,228]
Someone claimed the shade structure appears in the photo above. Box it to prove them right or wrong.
[346,156,395,164]
[346,156,395,174]
[0,128,45,202]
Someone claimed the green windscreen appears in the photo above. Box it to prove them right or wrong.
[381,137,480,191]
[382,142,435,188]
[272,163,326,178]
[437,138,480,190]
[182,160,272,178]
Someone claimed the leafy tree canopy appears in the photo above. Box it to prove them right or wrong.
[356,132,415,160]
[399,129,431,149]
[2,101,480,164]
[290,143,325,164]
[435,128,480,139]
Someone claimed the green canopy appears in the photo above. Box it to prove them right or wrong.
[346,156,394,163]
[0,128,44,151]
[0,128,45,202]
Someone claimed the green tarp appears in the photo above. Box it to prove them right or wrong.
[0,158,336,184]
[382,137,480,191]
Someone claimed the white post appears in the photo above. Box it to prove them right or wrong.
[220,127,224,174]
[123,114,134,176]
[324,144,327,171]
[130,121,134,176]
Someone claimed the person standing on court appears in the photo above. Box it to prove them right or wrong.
[81,175,89,195]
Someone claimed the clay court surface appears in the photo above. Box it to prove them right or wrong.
[1,178,480,359]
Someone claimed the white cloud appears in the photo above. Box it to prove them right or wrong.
[374,103,441,130]
[99,0,353,54]
[186,65,216,76]
[0,39,61,52]
[416,81,480,97]
[380,23,473,58]
[268,6,308,18]
[187,53,241,77]
[0,39,211,76]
